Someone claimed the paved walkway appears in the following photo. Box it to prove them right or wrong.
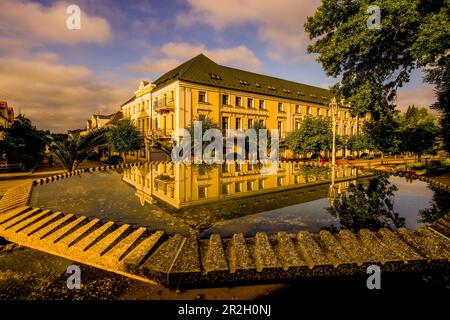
[0,161,104,197]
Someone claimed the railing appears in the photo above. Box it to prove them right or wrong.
[147,128,174,139]
[153,98,175,112]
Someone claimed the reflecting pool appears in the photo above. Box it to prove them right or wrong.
[30,162,450,238]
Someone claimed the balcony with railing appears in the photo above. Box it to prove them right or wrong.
[153,98,175,113]
[147,128,174,139]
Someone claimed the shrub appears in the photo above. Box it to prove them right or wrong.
[106,155,123,165]
[86,152,101,161]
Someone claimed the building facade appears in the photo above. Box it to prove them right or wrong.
[0,101,14,129]
[120,54,370,161]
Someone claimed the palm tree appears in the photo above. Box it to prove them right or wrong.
[45,128,109,172]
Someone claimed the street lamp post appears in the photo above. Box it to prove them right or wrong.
[328,97,339,205]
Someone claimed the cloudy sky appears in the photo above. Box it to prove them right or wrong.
[0,0,436,132]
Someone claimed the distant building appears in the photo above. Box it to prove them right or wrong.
[86,111,123,133]
[0,101,14,129]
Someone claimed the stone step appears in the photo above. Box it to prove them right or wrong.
[103,227,149,268]
[42,216,88,244]
[318,230,354,267]
[225,233,255,273]
[0,206,32,225]
[336,229,377,266]
[296,231,329,269]
[29,213,76,240]
[122,230,165,271]
[20,212,65,237]
[377,228,424,263]
[87,224,132,257]
[5,210,52,233]
[68,221,116,252]
[202,234,228,274]
[252,232,281,272]
[275,232,305,271]
[0,208,42,231]
[54,218,102,247]
[358,229,403,266]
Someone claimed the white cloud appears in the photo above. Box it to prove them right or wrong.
[0,54,132,132]
[124,42,261,76]
[0,0,112,54]
[176,0,321,62]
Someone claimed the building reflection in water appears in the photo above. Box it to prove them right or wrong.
[121,162,370,234]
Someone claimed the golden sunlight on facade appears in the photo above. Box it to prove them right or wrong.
[119,54,370,160]
[122,162,361,210]
[0,101,14,129]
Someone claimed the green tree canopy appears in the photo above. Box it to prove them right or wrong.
[346,133,371,153]
[398,106,438,158]
[285,116,334,156]
[363,114,401,155]
[0,114,46,169]
[45,128,109,172]
[327,175,405,232]
[305,0,449,119]
[109,119,144,162]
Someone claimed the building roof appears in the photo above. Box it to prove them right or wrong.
[152,54,332,105]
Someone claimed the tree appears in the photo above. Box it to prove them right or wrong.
[305,1,449,119]
[0,114,46,169]
[327,175,405,232]
[109,120,144,162]
[285,116,334,159]
[45,129,109,172]
[398,106,438,160]
[363,115,401,156]
[346,133,371,156]
[424,55,450,152]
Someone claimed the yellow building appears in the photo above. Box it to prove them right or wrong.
[0,101,14,129]
[121,54,370,160]
[122,161,362,209]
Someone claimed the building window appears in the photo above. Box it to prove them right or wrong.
[235,96,242,107]
[295,120,301,130]
[277,177,284,186]
[235,182,241,193]
[235,163,241,172]
[247,180,254,191]
[222,94,229,105]
[222,117,229,130]
[278,102,284,112]
[235,118,241,129]
[199,91,207,103]
[222,163,229,173]
[277,121,282,135]
[170,114,174,129]
[247,98,254,108]
[345,111,348,119]
[198,186,207,198]
[222,184,229,195]
[259,100,265,109]
[198,114,206,122]
[170,91,174,101]
[307,106,311,115]
[259,119,264,126]
[296,105,301,113]
[198,166,207,176]
[248,118,253,128]
[258,179,264,189]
